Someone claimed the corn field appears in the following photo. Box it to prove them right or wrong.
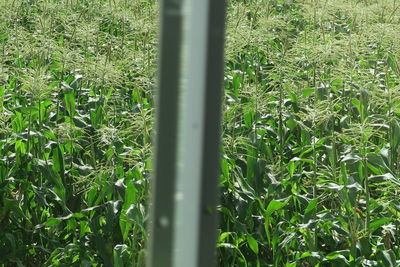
[1,0,400,266]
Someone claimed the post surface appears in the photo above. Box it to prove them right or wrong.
[148,0,227,266]
[197,1,227,265]
[172,0,211,265]
[173,0,227,266]
[147,1,183,267]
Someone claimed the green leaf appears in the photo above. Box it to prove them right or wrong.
[325,250,349,262]
[304,198,318,214]
[297,251,323,260]
[266,199,288,218]
[119,179,138,241]
[232,72,241,97]
[44,130,57,141]
[247,235,259,255]
[367,154,391,173]
[45,218,62,227]
[218,232,232,243]
[246,141,257,183]
[244,110,254,128]
[351,98,361,114]
[80,220,90,238]
[357,237,371,258]
[369,217,393,233]
[302,88,314,97]
[265,199,289,246]
[64,92,75,116]
[52,146,65,174]
[370,173,400,187]
[42,165,66,203]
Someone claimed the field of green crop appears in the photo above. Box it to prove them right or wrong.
[1,0,400,266]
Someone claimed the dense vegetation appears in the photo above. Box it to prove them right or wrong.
[1,0,400,266]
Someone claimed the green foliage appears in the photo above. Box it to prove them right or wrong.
[1,0,400,266]
[219,0,400,266]
[0,0,155,265]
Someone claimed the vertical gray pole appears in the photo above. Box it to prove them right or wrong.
[147,1,183,267]
[173,0,227,266]
[197,1,227,265]
[148,0,226,266]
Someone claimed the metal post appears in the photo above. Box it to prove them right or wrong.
[147,1,184,267]
[196,1,227,265]
[148,0,226,266]
[173,0,227,266]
